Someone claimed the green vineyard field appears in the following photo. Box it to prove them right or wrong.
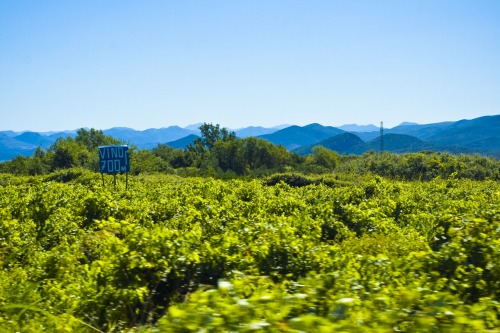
[0,169,499,332]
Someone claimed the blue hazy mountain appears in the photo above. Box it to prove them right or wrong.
[257,123,346,150]
[338,124,379,132]
[1,115,499,160]
[166,134,200,149]
[354,121,455,141]
[367,134,437,153]
[235,126,279,138]
[0,133,38,161]
[293,132,476,156]
[13,132,54,149]
[293,132,368,155]
[103,126,198,149]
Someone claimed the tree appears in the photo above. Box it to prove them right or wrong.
[27,147,49,175]
[211,137,293,176]
[212,139,247,175]
[49,137,89,170]
[75,128,122,150]
[47,129,122,172]
[307,146,340,169]
[189,123,236,153]
[130,150,171,175]
[242,137,292,170]
[152,144,196,168]
[0,155,29,175]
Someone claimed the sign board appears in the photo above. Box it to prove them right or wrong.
[98,145,129,174]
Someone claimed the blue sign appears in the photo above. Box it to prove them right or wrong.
[98,145,130,173]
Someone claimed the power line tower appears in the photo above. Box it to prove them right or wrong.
[380,121,384,152]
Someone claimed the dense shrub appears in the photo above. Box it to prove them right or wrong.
[1,170,500,332]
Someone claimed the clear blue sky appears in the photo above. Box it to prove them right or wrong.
[1,1,499,131]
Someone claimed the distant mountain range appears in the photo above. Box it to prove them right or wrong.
[291,116,498,157]
[1,115,499,161]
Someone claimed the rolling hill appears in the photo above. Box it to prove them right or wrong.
[367,134,436,153]
[293,133,368,155]
[166,134,199,149]
[294,133,438,156]
[13,132,54,149]
[354,121,454,141]
[258,123,345,150]
[293,131,485,157]
[427,115,500,151]
[0,133,38,161]
[388,121,454,140]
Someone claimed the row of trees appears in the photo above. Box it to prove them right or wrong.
[1,124,499,181]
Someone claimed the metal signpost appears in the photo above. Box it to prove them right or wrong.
[98,145,130,189]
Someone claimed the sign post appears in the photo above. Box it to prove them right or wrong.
[98,145,130,189]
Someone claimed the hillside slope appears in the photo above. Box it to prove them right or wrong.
[293,133,368,155]
[0,133,37,161]
[367,134,436,153]
[428,115,500,154]
[166,134,199,149]
[258,123,345,150]
[13,132,54,149]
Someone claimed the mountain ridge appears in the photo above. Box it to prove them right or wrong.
[1,115,499,161]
